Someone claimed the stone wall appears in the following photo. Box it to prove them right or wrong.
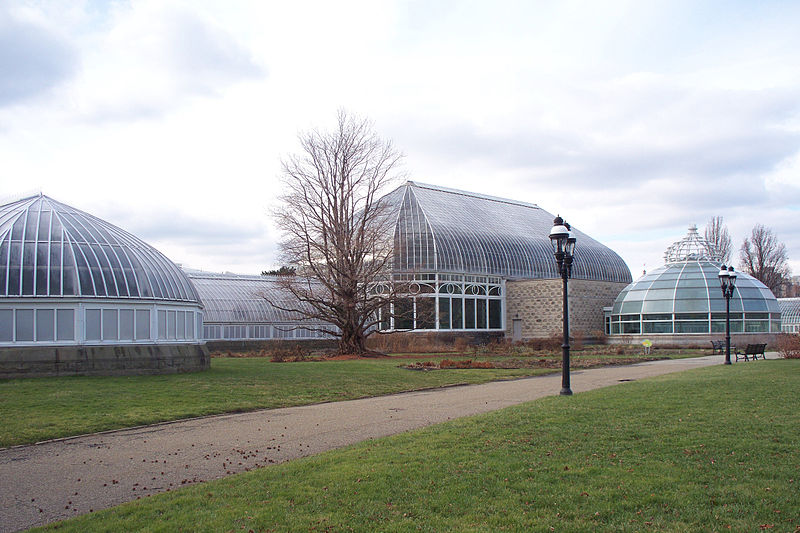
[0,344,210,378]
[506,279,628,339]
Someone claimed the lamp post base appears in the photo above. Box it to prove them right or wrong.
[560,388,573,396]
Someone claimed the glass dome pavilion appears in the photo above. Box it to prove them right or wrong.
[0,195,204,349]
[609,226,781,336]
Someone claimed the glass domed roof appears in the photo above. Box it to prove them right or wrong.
[610,226,780,335]
[612,260,779,316]
[0,195,200,302]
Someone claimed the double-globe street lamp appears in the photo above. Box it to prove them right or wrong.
[549,216,577,396]
[718,265,737,365]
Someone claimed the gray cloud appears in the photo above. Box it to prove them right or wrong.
[0,9,77,106]
[104,207,264,245]
[394,86,800,198]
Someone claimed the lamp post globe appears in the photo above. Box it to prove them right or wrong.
[718,265,736,365]
[550,215,575,396]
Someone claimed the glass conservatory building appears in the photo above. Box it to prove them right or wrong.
[0,195,207,377]
[191,182,632,343]
[779,298,800,333]
[186,270,330,341]
[608,226,781,339]
[376,182,632,334]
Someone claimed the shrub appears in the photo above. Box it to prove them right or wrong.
[270,345,309,362]
[776,333,800,359]
[439,359,494,369]
[590,330,608,345]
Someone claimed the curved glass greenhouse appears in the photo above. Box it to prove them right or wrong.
[384,182,631,283]
[375,182,632,332]
[779,298,800,333]
[186,270,330,341]
[609,226,780,336]
[0,195,205,376]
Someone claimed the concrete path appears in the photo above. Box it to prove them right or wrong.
[0,354,772,532]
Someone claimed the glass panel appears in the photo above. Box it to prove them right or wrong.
[438,297,450,329]
[674,288,709,299]
[167,310,177,340]
[15,309,34,341]
[622,290,647,301]
[643,321,672,333]
[395,298,413,329]
[380,304,391,330]
[488,300,501,329]
[35,309,54,341]
[741,299,767,312]
[464,298,476,329]
[22,242,35,294]
[674,321,709,333]
[416,298,435,329]
[57,309,75,341]
[674,299,709,313]
[477,299,487,329]
[136,309,151,340]
[620,301,643,313]
[157,310,167,340]
[711,312,742,320]
[645,289,676,299]
[745,320,769,333]
[642,313,671,320]
[176,311,186,339]
[120,309,134,340]
[622,322,640,334]
[674,313,707,320]
[620,314,640,321]
[186,312,195,339]
[451,297,463,329]
[86,309,101,340]
[0,309,13,341]
[649,280,677,289]
[641,295,673,312]
[103,309,118,340]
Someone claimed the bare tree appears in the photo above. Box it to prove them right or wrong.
[271,110,404,354]
[739,224,791,295]
[704,216,731,263]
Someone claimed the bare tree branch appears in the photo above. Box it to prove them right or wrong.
[704,216,731,263]
[739,224,791,295]
[271,110,406,354]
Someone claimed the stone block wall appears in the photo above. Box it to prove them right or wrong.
[506,279,628,339]
[0,344,210,378]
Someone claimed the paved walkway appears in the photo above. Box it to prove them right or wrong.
[0,354,770,532]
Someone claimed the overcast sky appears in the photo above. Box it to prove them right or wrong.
[2,0,799,279]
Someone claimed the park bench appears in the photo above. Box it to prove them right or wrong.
[735,343,767,362]
[710,340,725,354]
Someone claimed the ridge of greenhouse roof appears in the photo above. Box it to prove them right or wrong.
[406,181,541,210]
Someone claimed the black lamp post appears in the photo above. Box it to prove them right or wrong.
[718,265,737,365]
[550,215,576,396]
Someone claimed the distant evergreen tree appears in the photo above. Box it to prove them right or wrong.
[261,266,296,276]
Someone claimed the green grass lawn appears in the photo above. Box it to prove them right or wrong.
[38,360,799,532]
[1,355,560,448]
